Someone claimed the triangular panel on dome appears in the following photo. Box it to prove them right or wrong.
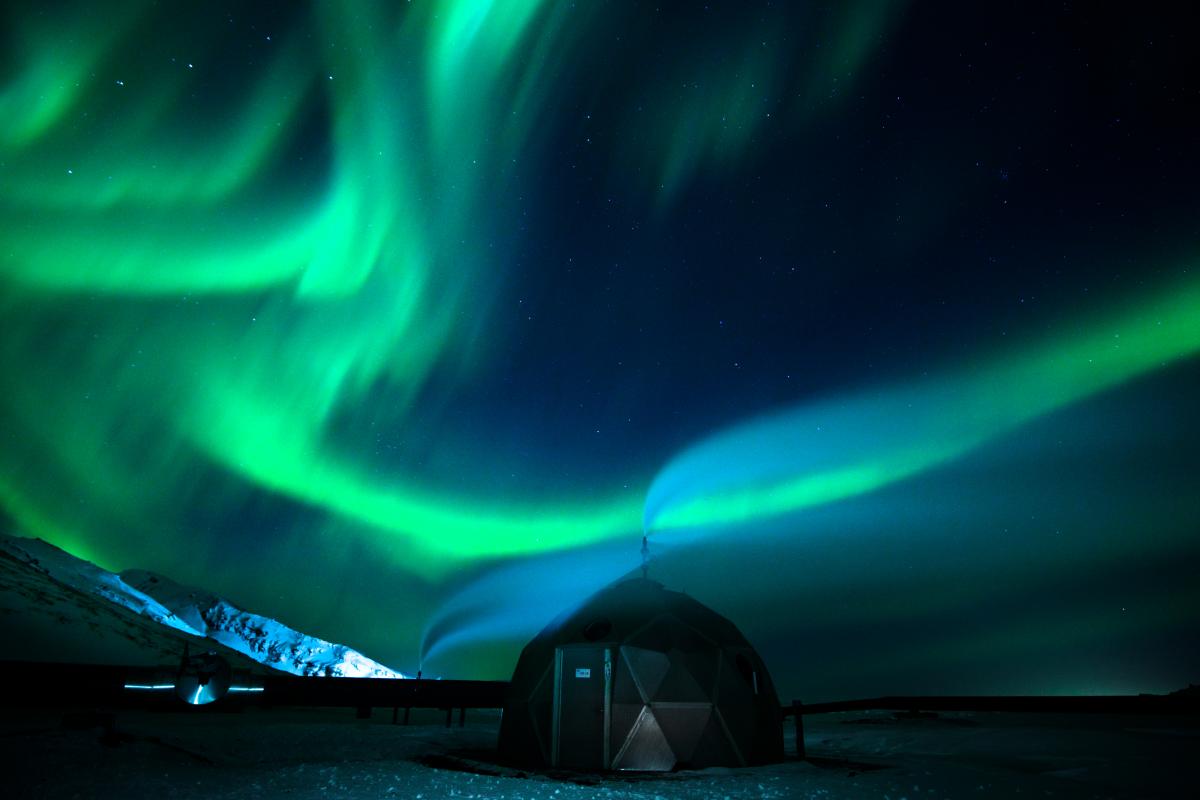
[652,702,713,764]
[678,644,721,698]
[687,712,743,768]
[714,651,755,708]
[712,704,749,767]
[609,701,645,756]
[656,649,710,703]
[625,614,679,652]
[621,645,670,702]
[611,648,642,706]
[670,598,744,646]
[612,706,676,772]
[667,614,719,652]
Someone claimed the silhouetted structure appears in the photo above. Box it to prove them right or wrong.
[498,577,783,771]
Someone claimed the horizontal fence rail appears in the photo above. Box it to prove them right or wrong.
[784,693,1200,716]
[5,660,1195,744]
[782,693,1200,758]
[0,660,507,725]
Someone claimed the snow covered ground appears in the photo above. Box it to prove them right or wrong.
[0,533,404,677]
[2,530,1192,797]
[3,706,1192,799]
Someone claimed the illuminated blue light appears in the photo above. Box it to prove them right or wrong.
[228,686,265,692]
[123,683,175,690]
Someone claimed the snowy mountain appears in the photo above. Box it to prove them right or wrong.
[120,568,406,678]
[0,533,405,679]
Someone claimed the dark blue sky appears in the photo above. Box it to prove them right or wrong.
[1,1,1197,698]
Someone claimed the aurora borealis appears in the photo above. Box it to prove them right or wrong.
[2,2,1198,699]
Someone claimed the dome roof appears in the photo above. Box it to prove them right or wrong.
[498,578,783,771]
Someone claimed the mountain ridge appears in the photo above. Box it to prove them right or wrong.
[0,533,405,678]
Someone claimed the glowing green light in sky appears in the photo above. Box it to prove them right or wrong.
[0,0,642,571]
[2,0,1192,584]
[646,274,1200,532]
[2,1,1197,696]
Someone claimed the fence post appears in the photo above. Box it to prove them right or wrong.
[792,699,805,759]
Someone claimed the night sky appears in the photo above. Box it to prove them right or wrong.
[2,1,1198,701]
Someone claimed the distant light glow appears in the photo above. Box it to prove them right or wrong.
[228,686,265,693]
[123,683,175,690]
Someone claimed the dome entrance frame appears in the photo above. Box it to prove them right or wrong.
[550,644,614,769]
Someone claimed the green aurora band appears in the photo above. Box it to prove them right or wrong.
[1,0,908,576]
[645,275,1200,533]
[0,0,1195,607]
[1,0,648,571]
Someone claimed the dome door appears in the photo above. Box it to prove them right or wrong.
[551,645,613,770]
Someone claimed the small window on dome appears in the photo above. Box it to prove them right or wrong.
[582,619,612,641]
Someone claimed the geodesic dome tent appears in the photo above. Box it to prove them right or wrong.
[498,577,783,771]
